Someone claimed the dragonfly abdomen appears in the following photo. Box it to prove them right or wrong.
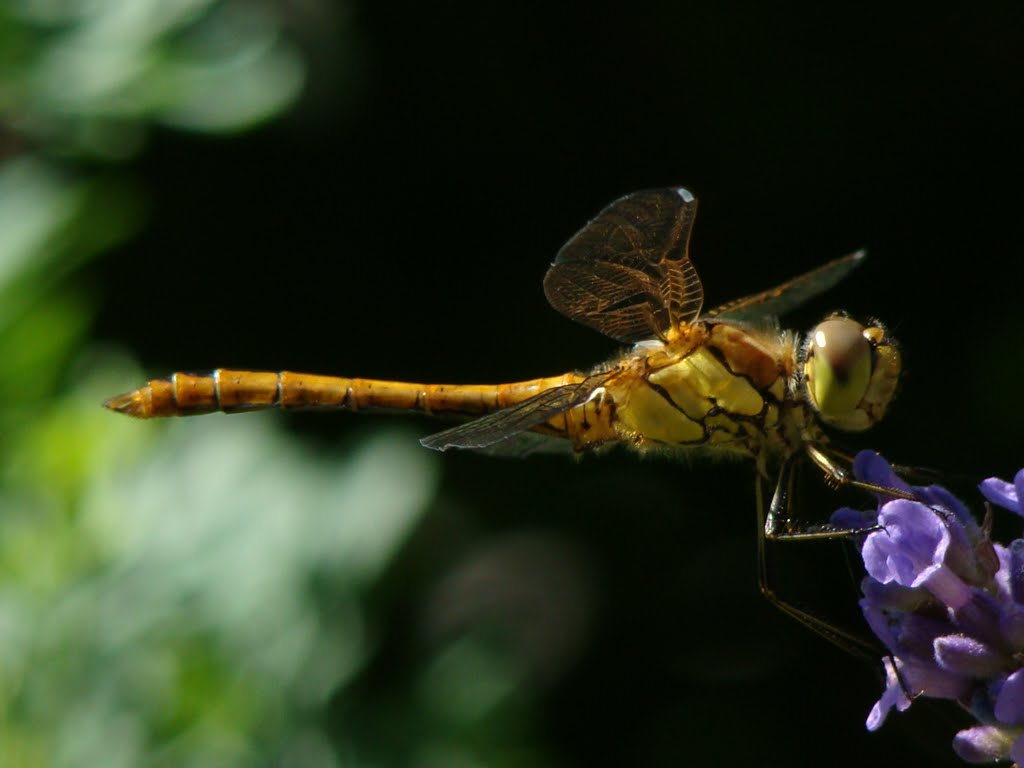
[103,369,588,421]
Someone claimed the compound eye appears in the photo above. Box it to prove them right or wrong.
[806,318,873,418]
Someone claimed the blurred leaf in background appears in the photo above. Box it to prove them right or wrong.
[0,2,534,766]
[3,0,304,156]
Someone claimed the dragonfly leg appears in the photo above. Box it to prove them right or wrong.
[760,453,930,695]
[827,446,961,489]
[804,443,916,503]
[762,453,797,539]
[755,467,881,660]
[763,454,880,542]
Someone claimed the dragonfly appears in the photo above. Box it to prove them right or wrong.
[106,187,904,560]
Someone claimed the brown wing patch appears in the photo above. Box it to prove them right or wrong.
[544,188,703,342]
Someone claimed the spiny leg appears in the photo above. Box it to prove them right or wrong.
[761,444,922,543]
[804,444,916,504]
[756,453,925,684]
[763,453,880,542]
[802,446,946,698]
[754,461,881,660]
[808,447,972,542]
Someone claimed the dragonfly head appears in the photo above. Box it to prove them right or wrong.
[801,314,901,432]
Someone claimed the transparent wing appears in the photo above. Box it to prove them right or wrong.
[543,188,703,342]
[471,432,575,458]
[705,250,866,322]
[420,372,613,451]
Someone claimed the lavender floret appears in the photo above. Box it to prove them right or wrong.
[832,452,1024,763]
[980,470,1024,517]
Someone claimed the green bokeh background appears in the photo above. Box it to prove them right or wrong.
[2,2,1022,766]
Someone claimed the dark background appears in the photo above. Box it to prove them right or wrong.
[92,3,1024,766]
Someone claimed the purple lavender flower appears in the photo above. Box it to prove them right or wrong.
[980,469,1024,517]
[833,452,1024,763]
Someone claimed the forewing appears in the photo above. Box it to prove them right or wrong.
[706,250,865,322]
[543,188,704,342]
[419,373,612,451]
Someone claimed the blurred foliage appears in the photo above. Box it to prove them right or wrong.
[0,4,547,766]
[1,0,304,157]
[1,382,437,765]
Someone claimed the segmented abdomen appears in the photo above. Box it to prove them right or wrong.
[105,369,580,419]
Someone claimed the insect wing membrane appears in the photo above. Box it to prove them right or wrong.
[706,250,866,322]
[419,373,612,451]
[543,188,704,342]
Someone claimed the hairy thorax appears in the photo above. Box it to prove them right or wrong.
[590,321,812,459]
